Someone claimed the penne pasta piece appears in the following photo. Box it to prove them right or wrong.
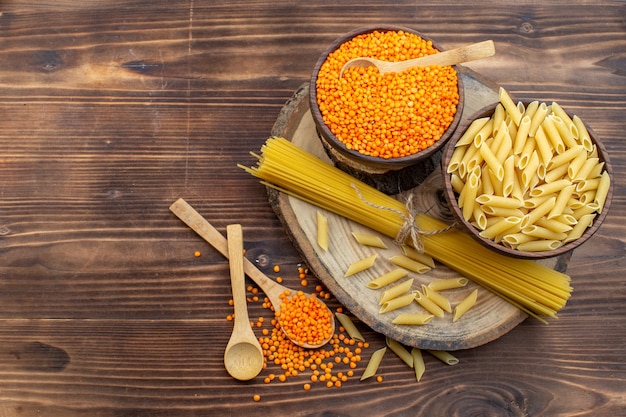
[482,206,525,218]
[549,114,578,149]
[427,350,459,366]
[411,348,426,382]
[492,103,506,136]
[536,217,573,234]
[456,117,490,147]
[576,178,601,193]
[401,246,436,268]
[386,337,413,368]
[518,135,536,169]
[522,225,567,241]
[567,150,588,180]
[513,115,532,154]
[335,312,365,342]
[522,100,539,119]
[520,196,556,228]
[392,313,434,325]
[367,268,409,289]
[502,155,516,197]
[344,254,377,277]
[447,145,468,173]
[476,194,524,209]
[544,163,569,184]
[317,211,329,251]
[529,179,572,198]
[593,170,611,212]
[502,232,536,247]
[517,239,562,252]
[572,115,593,151]
[571,203,599,220]
[422,285,452,313]
[541,115,566,154]
[479,141,504,181]
[548,184,575,219]
[360,347,386,380]
[472,205,488,230]
[379,278,414,305]
[453,289,478,322]
[351,231,387,248]
[534,126,554,166]
[414,291,445,317]
[472,118,494,148]
[427,278,468,291]
[546,145,585,170]
[564,213,595,243]
[380,292,417,313]
[528,101,549,137]
[572,157,600,181]
[479,216,522,240]
[498,87,522,126]
[493,122,513,163]
[389,255,432,274]
[461,170,480,221]
[450,173,465,194]
[521,150,540,188]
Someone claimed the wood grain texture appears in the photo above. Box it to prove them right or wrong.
[0,0,625,416]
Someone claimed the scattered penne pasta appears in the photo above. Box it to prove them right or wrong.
[392,313,434,325]
[422,285,452,313]
[427,278,468,291]
[366,268,409,289]
[344,254,377,277]
[316,210,329,251]
[401,245,436,268]
[379,279,414,305]
[414,291,445,317]
[335,312,365,342]
[411,348,426,382]
[360,347,387,380]
[427,350,459,366]
[386,337,414,368]
[389,255,432,274]
[351,231,387,248]
[380,292,416,313]
[453,289,478,322]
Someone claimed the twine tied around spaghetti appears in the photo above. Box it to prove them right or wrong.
[351,183,455,253]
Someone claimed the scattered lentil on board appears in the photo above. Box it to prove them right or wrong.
[316,30,459,159]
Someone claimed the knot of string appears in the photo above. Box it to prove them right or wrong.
[351,183,455,253]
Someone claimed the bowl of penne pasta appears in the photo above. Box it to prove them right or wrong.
[441,89,613,259]
[309,25,464,194]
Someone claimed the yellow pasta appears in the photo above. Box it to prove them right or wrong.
[427,278,468,291]
[316,210,329,251]
[360,347,386,380]
[351,231,387,248]
[426,350,459,366]
[389,255,431,274]
[344,254,377,277]
[392,314,434,325]
[422,285,452,313]
[455,117,490,147]
[380,292,417,313]
[386,337,414,368]
[367,268,409,289]
[498,87,522,126]
[401,245,436,268]
[594,171,611,211]
[241,136,574,320]
[528,101,549,137]
[414,291,445,318]
[335,312,365,342]
[453,289,478,322]
[411,348,426,382]
[379,278,414,305]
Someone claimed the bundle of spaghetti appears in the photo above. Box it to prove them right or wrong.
[239,137,572,321]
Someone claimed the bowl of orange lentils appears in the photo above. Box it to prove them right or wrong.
[309,26,464,194]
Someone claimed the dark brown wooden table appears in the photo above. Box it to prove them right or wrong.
[0,1,624,416]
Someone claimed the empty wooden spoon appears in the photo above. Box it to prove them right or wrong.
[169,198,335,349]
[223,224,264,381]
[339,39,495,78]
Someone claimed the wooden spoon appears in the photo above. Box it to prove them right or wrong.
[169,198,335,349]
[339,39,495,78]
[223,224,264,381]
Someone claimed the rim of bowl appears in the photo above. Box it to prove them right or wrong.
[441,101,613,259]
[309,25,465,170]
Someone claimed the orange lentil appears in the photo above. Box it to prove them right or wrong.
[253,394,261,402]
[276,276,283,283]
[376,375,384,383]
[303,383,311,391]
[273,265,281,273]
[316,30,459,159]
[194,250,201,257]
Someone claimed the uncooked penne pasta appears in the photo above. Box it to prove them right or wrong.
[513,115,532,154]
[367,268,409,289]
[594,171,611,211]
[316,211,329,251]
[392,314,434,325]
[479,216,521,240]
[517,239,562,252]
[422,285,452,313]
[529,101,549,137]
[401,245,436,268]
[351,231,387,249]
[529,179,572,198]
[335,312,364,342]
[479,141,504,181]
[427,278,468,291]
[344,254,377,277]
[547,145,585,170]
[541,115,566,154]
[476,194,523,209]
[564,213,595,243]
[414,291,445,318]
[411,348,426,382]
[522,225,567,241]
[379,278,414,305]
[573,115,593,151]
[386,337,413,368]
[520,196,556,228]
[360,347,386,380]
[380,292,416,313]
[499,87,522,126]
[427,350,459,366]
[453,289,478,322]
[447,145,468,173]
[389,255,431,274]
[455,117,490,147]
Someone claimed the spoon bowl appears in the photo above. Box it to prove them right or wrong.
[223,224,264,381]
[340,39,495,78]
[170,198,335,349]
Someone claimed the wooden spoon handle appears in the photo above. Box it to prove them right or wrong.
[226,224,250,331]
[382,39,496,73]
[169,198,287,311]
